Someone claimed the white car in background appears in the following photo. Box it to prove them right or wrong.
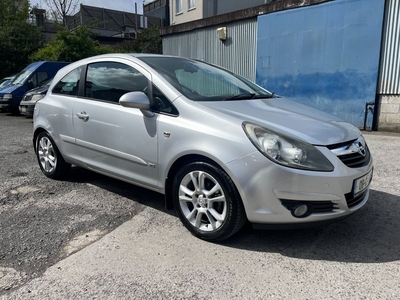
[19,78,53,117]
[0,76,14,90]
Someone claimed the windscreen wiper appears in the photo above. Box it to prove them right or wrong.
[223,92,277,101]
[251,92,276,99]
[223,93,255,101]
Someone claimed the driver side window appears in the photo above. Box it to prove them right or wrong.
[85,62,148,104]
[30,71,48,89]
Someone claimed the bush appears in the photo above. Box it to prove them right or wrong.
[31,26,114,62]
[115,25,162,54]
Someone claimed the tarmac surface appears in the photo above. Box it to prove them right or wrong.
[1,113,399,299]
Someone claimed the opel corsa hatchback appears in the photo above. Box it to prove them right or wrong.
[33,54,373,241]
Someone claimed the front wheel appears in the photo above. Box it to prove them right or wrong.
[36,132,70,179]
[172,162,246,241]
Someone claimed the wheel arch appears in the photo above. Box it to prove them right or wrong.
[33,127,48,153]
[164,154,239,210]
[167,154,248,241]
[33,127,69,164]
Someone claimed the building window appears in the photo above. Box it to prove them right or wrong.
[188,0,195,9]
[176,0,182,13]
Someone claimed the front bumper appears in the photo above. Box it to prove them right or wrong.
[0,98,8,109]
[0,97,21,111]
[19,102,35,117]
[225,146,373,226]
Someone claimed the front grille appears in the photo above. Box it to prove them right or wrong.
[345,190,367,208]
[280,200,338,213]
[328,137,371,168]
[338,145,371,168]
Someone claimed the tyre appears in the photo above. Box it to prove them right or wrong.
[36,132,70,179]
[172,161,246,241]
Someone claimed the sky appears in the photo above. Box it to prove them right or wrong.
[30,0,144,14]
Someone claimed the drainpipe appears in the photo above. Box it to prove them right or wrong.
[363,102,375,131]
[135,3,138,34]
[372,0,390,131]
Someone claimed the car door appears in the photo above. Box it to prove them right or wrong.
[72,60,159,189]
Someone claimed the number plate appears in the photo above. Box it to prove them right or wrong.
[21,107,26,112]
[354,169,373,195]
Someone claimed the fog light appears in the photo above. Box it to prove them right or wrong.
[292,204,312,218]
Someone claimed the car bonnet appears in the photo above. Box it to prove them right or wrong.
[198,97,361,146]
[0,85,18,95]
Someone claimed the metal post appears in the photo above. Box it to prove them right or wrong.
[135,3,138,35]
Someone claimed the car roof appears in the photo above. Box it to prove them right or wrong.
[56,54,193,77]
[79,53,190,61]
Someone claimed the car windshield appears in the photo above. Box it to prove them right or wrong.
[10,70,33,86]
[0,78,13,89]
[138,56,273,101]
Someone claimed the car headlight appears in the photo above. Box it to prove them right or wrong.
[31,94,45,102]
[243,122,334,171]
[3,94,12,99]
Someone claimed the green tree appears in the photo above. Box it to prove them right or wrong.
[115,25,162,54]
[0,0,44,78]
[31,26,113,62]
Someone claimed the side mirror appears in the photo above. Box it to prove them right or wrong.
[27,80,34,90]
[119,92,154,117]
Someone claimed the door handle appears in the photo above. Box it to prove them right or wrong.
[77,111,89,121]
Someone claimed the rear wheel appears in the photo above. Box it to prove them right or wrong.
[172,161,246,241]
[36,132,70,179]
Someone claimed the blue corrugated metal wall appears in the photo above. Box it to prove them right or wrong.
[256,0,385,128]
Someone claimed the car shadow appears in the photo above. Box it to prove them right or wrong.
[66,166,173,216]
[65,167,400,263]
[4,112,33,119]
[222,189,400,263]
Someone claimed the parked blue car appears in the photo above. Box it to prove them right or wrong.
[0,61,69,113]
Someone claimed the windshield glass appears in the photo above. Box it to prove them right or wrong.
[138,57,273,101]
[0,78,13,89]
[11,70,33,86]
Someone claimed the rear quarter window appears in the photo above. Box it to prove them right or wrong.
[52,67,82,96]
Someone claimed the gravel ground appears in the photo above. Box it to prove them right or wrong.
[0,112,164,293]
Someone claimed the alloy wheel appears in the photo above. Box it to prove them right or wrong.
[178,170,227,232]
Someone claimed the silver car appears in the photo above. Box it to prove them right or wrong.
[20,78,53,117]
[33,54,373,241]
